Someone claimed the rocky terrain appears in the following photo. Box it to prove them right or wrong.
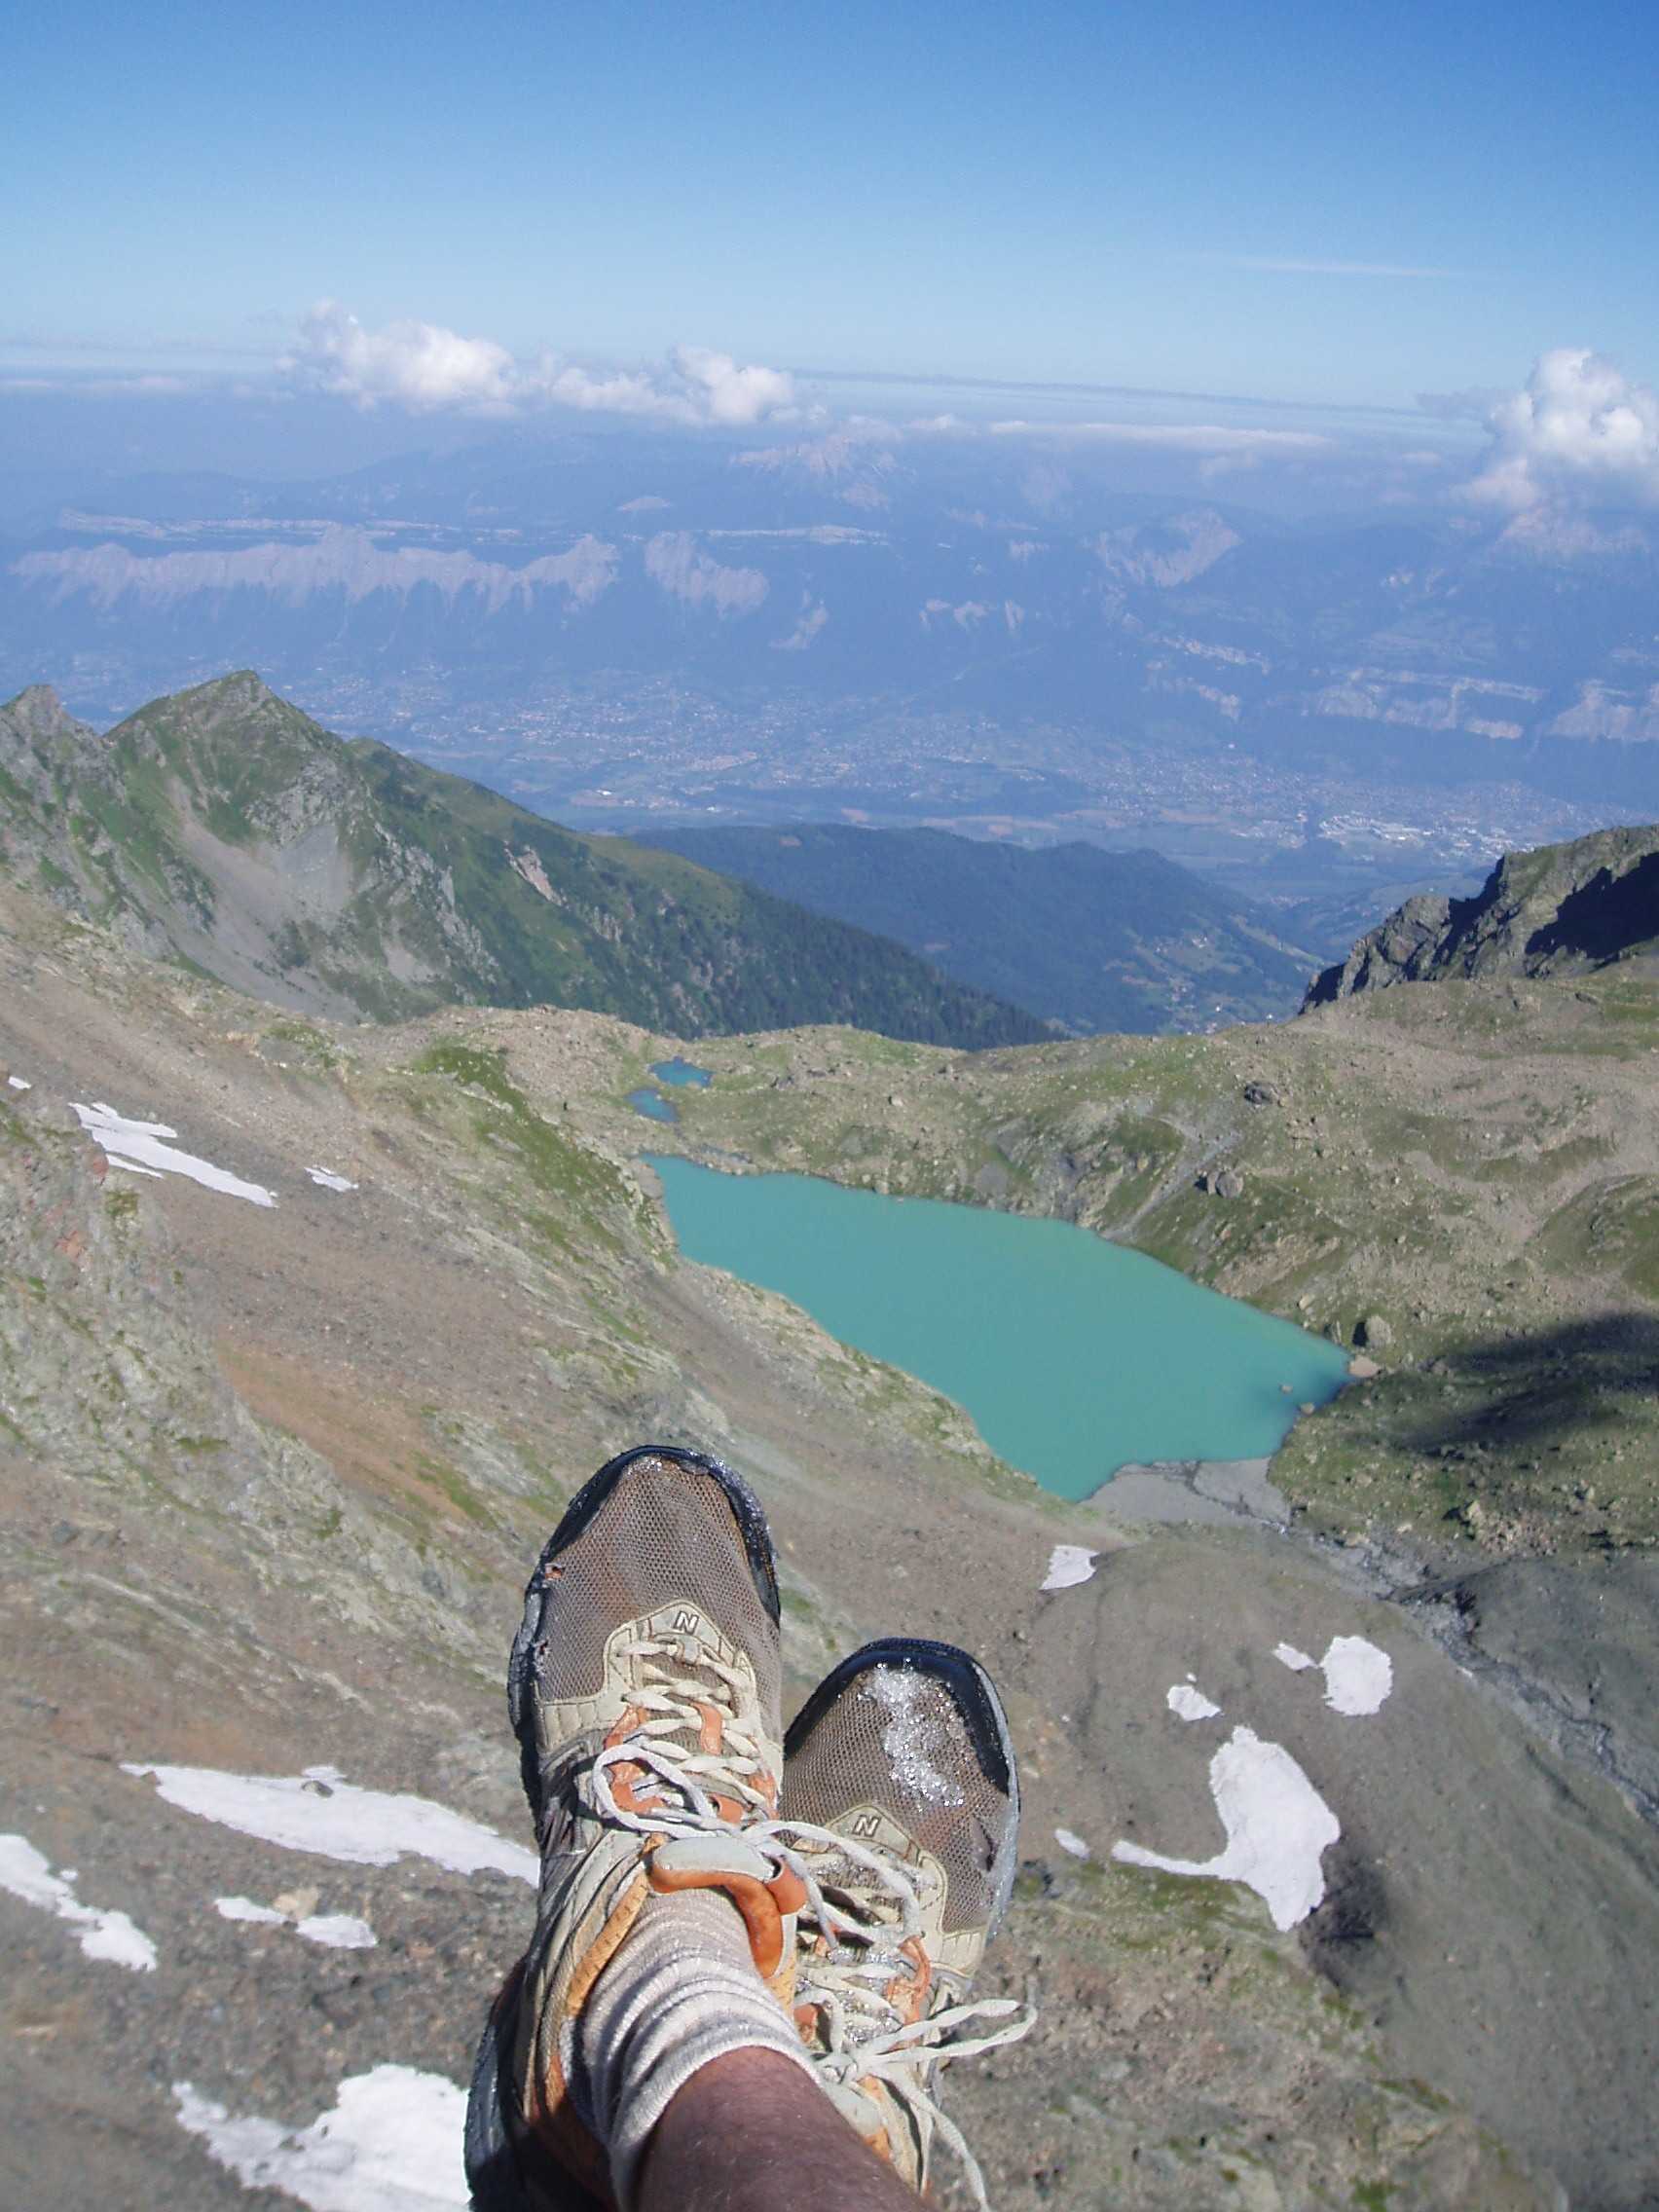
[1305,821,1658,1005]
[3,860,1658,2208]
[0,674,1044,1047]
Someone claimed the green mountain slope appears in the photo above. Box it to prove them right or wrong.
[0,673,1047,1046]
[634,822,1317,1032]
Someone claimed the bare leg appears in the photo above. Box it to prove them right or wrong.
[637,2048,917,2212]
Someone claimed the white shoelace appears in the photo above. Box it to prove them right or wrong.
[779,1836,1033,2212]
[588,1640,1033,2212]
[588,1634,775,1825]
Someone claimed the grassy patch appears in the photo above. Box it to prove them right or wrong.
[414,1039,648,1254]
[1537,1177,1659,1303]
[410,1451,496,1529]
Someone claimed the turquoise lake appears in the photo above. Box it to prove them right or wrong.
[647,1156,1350,1502]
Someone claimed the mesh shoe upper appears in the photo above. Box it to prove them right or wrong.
[781,1639,1031,2209]
[785,1641,1018,1977]
[510,1447,782,1831]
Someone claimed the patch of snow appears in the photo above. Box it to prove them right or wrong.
[298,1913,377,1950]
[7,1075,31,1090]
[1112,1724,1341,1931]
[214,1895,377,1949]
[1166,1683,1222,1722]
[1041,1544,1097,1593]
[124,1763,536,1884]
[71,1101,276,1208]
[309,1168,358,1193]
[1317,1636,1393,1715]
[107,1159,166,1177]
[0,1833,158,1971]
[1273,1635,1393,1714]
[859,1668,964,1809]
[174,2064,468,2211]
[1054,1827,1090,1860]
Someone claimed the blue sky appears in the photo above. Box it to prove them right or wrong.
[8,0,1657,411]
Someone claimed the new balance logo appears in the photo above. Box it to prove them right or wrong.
[849,1812,883,1839]
[671,1608,701,1635]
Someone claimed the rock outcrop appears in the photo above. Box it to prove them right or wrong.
[1303,823,1659,1007]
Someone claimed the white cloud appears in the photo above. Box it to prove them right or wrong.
[285,304,519,412]
[283,303,797,428]
[1461,350,1659,512]
[1417,387,1503,423]
[671,345,796,426]
[988,420,1331,455]
[1198,450,1262,483]
[0,373,195,398]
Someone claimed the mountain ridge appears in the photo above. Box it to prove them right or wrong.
[1304,821,1659,1006]
[633,821,1318,1033]
[0,671,1049,1048]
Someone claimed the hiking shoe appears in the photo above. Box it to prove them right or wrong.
[781,1639,1033,2209]
[465,1445,804,2212]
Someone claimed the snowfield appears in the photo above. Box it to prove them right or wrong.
[0,1832,159,1971]
[72,1100,277,1207]
[174,2065,468,2212]
[124,1762,537,1883]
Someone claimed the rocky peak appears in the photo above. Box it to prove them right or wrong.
[1,682,99,752]
[3,682,75,736]
[0,684,101,800]
[1304,823,1659,1007]
[172,668,285,716]
[110,668,345,806]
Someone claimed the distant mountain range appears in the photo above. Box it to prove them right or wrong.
[5,429,1659,833]
[0,673,1047,1047]
[635,822,1317,1032]
[1305,823,1659,1005]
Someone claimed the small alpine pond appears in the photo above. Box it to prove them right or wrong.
[628,1060,715,1124]
[646,1157,1350,1501]
[650,1058,713,1088]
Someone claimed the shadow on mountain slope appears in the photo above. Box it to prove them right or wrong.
[1401,1312,1659,1462]
[1528,849,1659,965]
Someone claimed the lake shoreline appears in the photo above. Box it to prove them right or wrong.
[647,1152,1351,1503]
[1094,1453,1290,1528]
